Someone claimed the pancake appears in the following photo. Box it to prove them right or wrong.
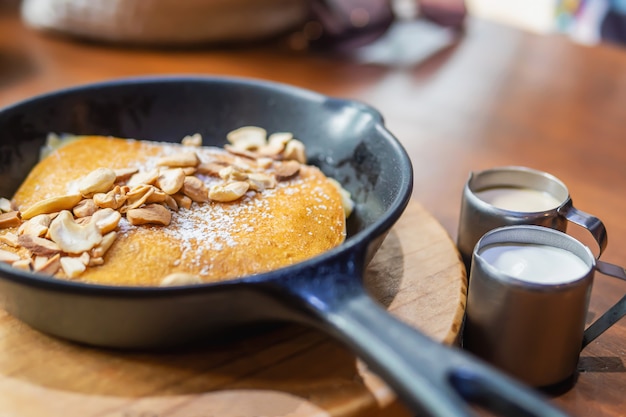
[0,131,350,286]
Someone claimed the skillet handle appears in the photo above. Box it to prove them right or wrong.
[321,287,571,417]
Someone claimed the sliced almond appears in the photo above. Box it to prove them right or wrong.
[79,168,117,196]
[33,256,50,271]
[0,232,19,247]
[60,256,86,279]
[219,166,248,182]
[37,253,61,275]
[227,126,267,151]
[126,204,172,226]
[196,161,230,177]
[88,257,105,267]
[18,214,51,237]
[17,234,61,257]
[181,176,209,203]
[91,208,121,234]
[21,194,83,220]
[12,259,32,271]
[283,139,307,163]
[224,144,260,160]
[0,249,21,264]
[274,160,301,181]
[123,184,155,211]
[256,157,274,170]
[73,199,98,218]
[127,169,159,187]
[156,151,200,168]
[78,252,91,266]
[145,188,168,204]
[91,231,117,258]
[0,197,12,213]
[48,210,103,254]
[259,132,293,156]
[209,181,250,203]
[163,195,179,211]
[172,193,192,210]
[93,186,127,210]
[156,168,185,195]
[160,272,202,286]
[0,211,21,229]
[114,167,139,183]
[247,173,277,192]
[34,253,61,275]
[181,133,202,147]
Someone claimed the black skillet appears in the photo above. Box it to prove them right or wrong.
[0,76,569,417]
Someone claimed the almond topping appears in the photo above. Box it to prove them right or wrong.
[259,132,293,156]
[159,272,202,286]
[78,252,91,266]
[181,133,202,147]
[88,257,105,267]
[18,214,51,237]
[219,166,248,182]
[224,144,260,160]
[283,139,307,163]
[156,168,185,195]
[127,169,159,187]
[91,208,121,234]
[172,193,192,210]
[256,157,274,170]
[36,253,61,275]
[0,211,21,229]
[0,232,19,247]
[21,194,83,220]
[33,256,50,271]
[17,234,61,257]
[93,186,127,210]
[79,168,117,196]
[0,249,21,264]
[227,126,267,151]
[209,181,250,202]
[156,151,200,168]
[91,231,117,258]
[181,176,209,203]
[0,197,12,213]
[247,173,277,192]
[48,210,103,254]
[196,161,230,177]
[113,167,139,183]
[126,204,172,226]
[60,256,86,279]
[123,184,155,211]
[163,195,179,211]
[73,199,98,218]
[274,160,301,181]
[12,259,32,271]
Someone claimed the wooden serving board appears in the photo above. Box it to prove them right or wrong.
[0,200,467,417]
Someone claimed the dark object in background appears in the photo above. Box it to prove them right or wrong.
[297,0,466,50]
[601,6,626,45]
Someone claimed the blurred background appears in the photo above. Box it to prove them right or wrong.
[2,0,625,49]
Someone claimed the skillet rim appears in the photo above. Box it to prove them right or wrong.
[0,75,414,296]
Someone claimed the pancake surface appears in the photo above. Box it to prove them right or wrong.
[1,134,347,286]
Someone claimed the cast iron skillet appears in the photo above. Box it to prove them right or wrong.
[0,76,568,417]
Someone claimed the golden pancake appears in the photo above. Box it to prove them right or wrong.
[0,133,348,286]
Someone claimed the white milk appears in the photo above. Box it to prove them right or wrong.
[475,187,562,212]
[479,243,589,285]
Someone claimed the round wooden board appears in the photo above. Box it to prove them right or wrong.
[0,200,467,417]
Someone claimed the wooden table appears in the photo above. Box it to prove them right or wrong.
[1,4,625,417]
